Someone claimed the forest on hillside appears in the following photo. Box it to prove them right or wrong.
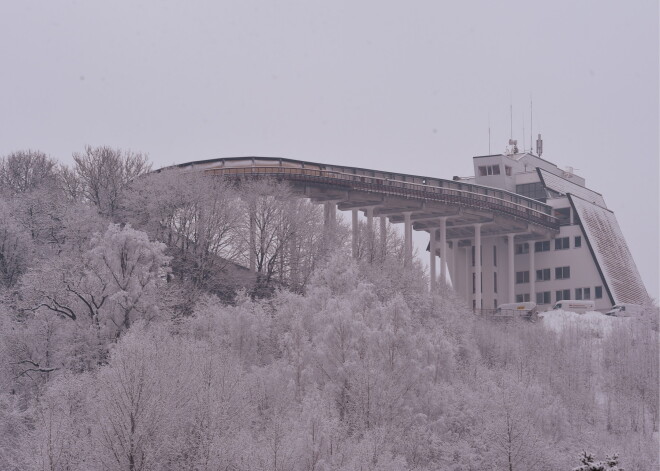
[0,148,657,470]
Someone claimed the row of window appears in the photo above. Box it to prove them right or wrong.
[516,266,570,283]
[515,286,603,304]
[478,164,513,177]
[515,236,582,255]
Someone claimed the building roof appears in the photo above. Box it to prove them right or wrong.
[538,168,607,208]
[569,194,649,305]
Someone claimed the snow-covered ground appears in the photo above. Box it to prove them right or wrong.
[540,309,628,336]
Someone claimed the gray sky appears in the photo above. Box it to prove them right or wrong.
[1,1,657,299]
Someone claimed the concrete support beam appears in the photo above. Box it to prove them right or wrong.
[529,240,536,304]
[439,217,447,286]
[403,212,413,266]
[429,229,437,293]
[507,234,516,303]
[474,223,482,310]
[380,216,387,259]
[365,207,375,261]
[352,209,359,259]
[323,201,338,230]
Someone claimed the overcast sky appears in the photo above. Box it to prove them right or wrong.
[1,1,657,299]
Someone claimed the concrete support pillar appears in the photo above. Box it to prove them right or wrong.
[323,201,337,230]
[439,217,447,286]
[249,211,256,272]
[403,212,413,266]
[380,216,387,259]
[529,241,536,304]
[366,207,374,261]
[474,223,482,310]
[465,246,471,305]
[352,209,359,259]
[429,229,437,293]
[507,234,516,303]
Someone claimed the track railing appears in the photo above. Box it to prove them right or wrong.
[207,165,559,230]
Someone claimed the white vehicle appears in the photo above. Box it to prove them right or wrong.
[606,303,643,317]
[551,300,595,314]
[495,302,538,321]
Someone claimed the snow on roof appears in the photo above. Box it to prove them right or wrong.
[569,194,649,305]
[538,168,607,208]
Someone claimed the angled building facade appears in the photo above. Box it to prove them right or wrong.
[447,150,649,311]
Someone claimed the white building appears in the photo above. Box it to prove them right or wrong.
[447,147,649,311]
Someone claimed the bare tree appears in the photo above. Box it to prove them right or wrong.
[72,146,151,217]
[0,150,57,195]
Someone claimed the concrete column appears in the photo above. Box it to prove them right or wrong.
[507,233,516,303]
[474,223,482,310]
[380,216,387,259]
[403,212,413,266]
[249,211,256,272]
[439,217,447,286]
[465,246,471,306]
[352,209,359,259]
[323,201,337,230]
[366,207,374,261]
[529,241,536,304]
[429,229,437,292]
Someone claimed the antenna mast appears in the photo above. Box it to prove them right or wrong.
[530,95,533,153]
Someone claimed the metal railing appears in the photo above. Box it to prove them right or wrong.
[207,165,559,230]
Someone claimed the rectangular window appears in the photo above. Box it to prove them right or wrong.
[555,266,570,280]
[536,291,551,305]
[493,246,497,267]
[536,268,551,281]
[554,237,570,250]
[471,246,475,267]
[575,288,583,300]
[535,241,550,252]
[575,236,582,248]
[584,287,591,300]
[554,208,571,226]
[494,299,498,309]
[556,289,571,302]
[492,165,500,175]
[515,243,529,255]
[595,286,603,299]
[472,273,475,294]
[494,272,497,293]
[516,271,530,284]
[505,166,512,176]
[479,166,487,176]
[516,293,531,303]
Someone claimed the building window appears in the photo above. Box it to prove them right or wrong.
[515,243,529,255]
[595,286,603,299]
[479,165,501,176]
[516,293,530,303]
[473,300,476,310]
[505,166,512,176]
[493,246,497,267]
[494,272,497,293]
[583,287,591,300]
[575,288,583,300]
[556,289,571,302]
[536,291,551,305]
[554,237,570,250]
[516,271,530,284]
[535,241,550,252]
[536,268,551,281]
[574,236,582,248]
[472,246,475,266]
[472,273,475,294]
[555,266,570,280]
[554,208,571,226]
[516,182,546,200]
[494,299,498,309]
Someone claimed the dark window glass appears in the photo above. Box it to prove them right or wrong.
[505,166,512,176]
[575,236,582,248]
[584,288,591,300]
[516,182,546,201]
[536,268,551,281]
[515,243,529,255]
[595,286,603,299]
[516,294,524,303]
[554,208,571,226]
[555,266,570,279]
[536,292,551,304]
[492,165,500,175]
[493,246,497,267]
[575,288,583,300]
[472,273,475,293]
[555,237,570,250]
[471,246,475,266]
[516,271,529,284]
[494,272,497,293]
[535,241,550,252]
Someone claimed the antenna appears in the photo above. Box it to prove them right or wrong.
[522,116,526,153]
[530,95,533,154]
[488,113,491,154]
